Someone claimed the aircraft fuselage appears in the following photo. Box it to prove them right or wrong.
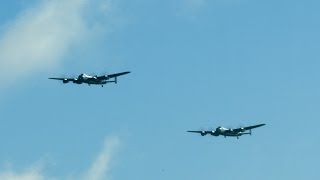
[65,74,112,86]
[213,127,249,138]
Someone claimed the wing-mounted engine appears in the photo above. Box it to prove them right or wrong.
[200,131,207,136]
[97,75,107,80]
[210,131,219,136]
[62,79,69,83]
[72,78,83,84]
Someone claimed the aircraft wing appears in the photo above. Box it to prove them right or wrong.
[236,124,265,131]
[187,131,202,133]
[187,130,212,134]
[243,124,266,130]
[231,124,265,133]
[49,78,73,81]
[49,77,75,83]
[97,71,131,80]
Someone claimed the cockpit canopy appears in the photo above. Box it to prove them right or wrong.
[78,73,91,79]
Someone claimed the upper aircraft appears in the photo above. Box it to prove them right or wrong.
[187,124,265,139]
[49,71,130,87]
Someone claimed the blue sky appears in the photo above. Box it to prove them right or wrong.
[0,0,320,179]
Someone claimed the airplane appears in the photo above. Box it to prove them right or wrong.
[49,71,130,87]
[187,124,265,139]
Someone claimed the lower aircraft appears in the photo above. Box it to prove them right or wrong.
[187,124,265,139]
[49,71,130,87]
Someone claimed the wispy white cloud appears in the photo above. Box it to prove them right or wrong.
[185,0,206,9]
[0,167,46,180]
[178,0,207,17]
[0,136,120,180]
[0,0,116,88]
[82,137,120,180]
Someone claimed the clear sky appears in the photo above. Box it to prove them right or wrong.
[0,0,319,179]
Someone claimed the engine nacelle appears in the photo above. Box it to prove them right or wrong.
[210,131,219,136]
[71,78,82,84]
[200,131,207,136]
[63,79,69,83]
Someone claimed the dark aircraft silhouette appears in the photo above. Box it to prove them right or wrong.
[49,71,130,87]
[187,124,265,139]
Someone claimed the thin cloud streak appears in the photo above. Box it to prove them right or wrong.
[185,0,206,8]
[0,168,45,180]
[0,136,120,180]
[83,137,120,180]
[178,0,206,16]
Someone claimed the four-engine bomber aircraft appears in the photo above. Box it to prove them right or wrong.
[49,71,130,87]
[187,124,265,139]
